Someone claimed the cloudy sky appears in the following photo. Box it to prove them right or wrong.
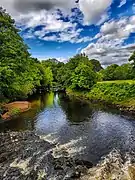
[1,0,135,65]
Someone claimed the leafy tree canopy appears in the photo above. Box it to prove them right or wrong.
[71,63,97,90]
[0,7,53,101]
[90,59,103,72]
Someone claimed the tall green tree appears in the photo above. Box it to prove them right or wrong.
[71,63,97,90]
[101,64,119,81]
[41,59,64,83]
[57,54,94,88]
[0,7,42,100]
[114,64,134,80]
[67,54,93,71]
[90,59,103,72]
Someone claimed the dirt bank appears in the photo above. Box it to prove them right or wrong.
[1,101,31,120]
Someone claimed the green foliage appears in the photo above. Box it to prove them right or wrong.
[0,7,53,101]
[101,64,119,80]
[41,59,64,83]
[37,63,53,88]
[98,80,135,84]
[56,65,71,87]
[44,54,97,90]
[67,54,93,70]
[56,54,95,89]
[0,8,37,100]
[90,59,103,72]
[88,82,135,103]
[44,67,53,87]
[10,108,21,116]
[101,63,135,81]
[71,63,97,90]
[97,72,104,82]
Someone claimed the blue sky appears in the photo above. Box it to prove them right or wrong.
[1,0,135,65]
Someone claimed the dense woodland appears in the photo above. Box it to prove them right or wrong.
[1,7,135,103]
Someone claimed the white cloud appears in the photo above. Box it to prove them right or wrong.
[34,24,90,43]
[37,55,67,63]
[79,0,112,25]
[100,16,135,40]
[118,0,127,8]
[14,0,76,13]
[0,0,75,16]
[1,0,134,63]
[17,9,91,43]
[76,47,83,54]
[96,14,109,26]
[57,57,67,63]
[17,10,75,31]
[0,0,115,44]
[81,16,135,66]
[0,0,15,15]
[0,0,92,43]
[81,41,135,66]
[0,0,113,26]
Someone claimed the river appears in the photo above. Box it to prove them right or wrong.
[1,92,135,165]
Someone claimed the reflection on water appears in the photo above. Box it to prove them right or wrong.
[1,92,135,163]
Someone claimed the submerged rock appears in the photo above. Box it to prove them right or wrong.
[0,131,135,180]
[80,150,135,180]
[0,131,91,180]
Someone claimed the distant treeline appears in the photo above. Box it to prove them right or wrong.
[0,7,135,102]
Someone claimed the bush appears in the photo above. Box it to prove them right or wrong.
[10,108,21,116]
[71,63,97,91]
[88,82,135,104]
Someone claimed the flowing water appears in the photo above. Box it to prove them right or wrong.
[1,92,135,165]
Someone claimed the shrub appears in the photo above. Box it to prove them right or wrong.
[88,82,135,104]
[10,108,21,116]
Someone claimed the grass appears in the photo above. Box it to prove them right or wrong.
[120,98,135,107]
[10,108,21,116]
[98,80,135,84]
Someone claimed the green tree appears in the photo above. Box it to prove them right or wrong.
[57,54,94,88]
[71,63,97,90]
[41,59,64,83]
[0,7,42,100]
[114,64,134,80]
[44,67,53,88]
[101,64,119,81]
[67,54,93,71]
[90,59,103,72]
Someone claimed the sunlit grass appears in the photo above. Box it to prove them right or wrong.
[120,98,135,107]
[98,80,135,84]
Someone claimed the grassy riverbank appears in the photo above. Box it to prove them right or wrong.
[67,80,135,113]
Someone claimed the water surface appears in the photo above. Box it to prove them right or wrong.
[1,92,135,164]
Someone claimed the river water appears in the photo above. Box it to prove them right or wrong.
[1,92,135,164]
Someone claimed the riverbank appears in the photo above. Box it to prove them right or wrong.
[1,101,31,120]
[67,80,135,114]
[0,131,135,180]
